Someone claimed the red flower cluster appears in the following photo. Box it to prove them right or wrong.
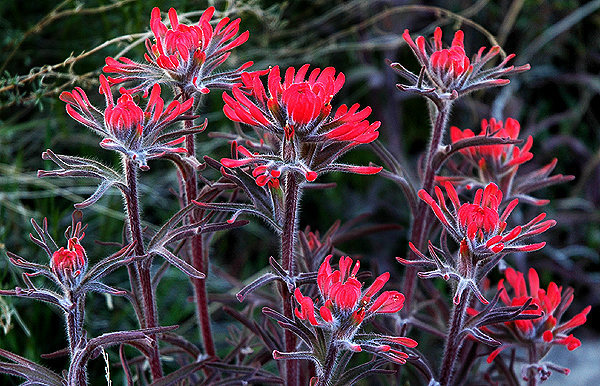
[450,118,533,174]
[60,75,194,169]
[292,255,416,363]
[51,236,87,279]
[295,256,405,327]
[400,27,529,97]
[419,182,554,255]
[223,64,380,144]
[104,7,251,95]
[471,268,591,365]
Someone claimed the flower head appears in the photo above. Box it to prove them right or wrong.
[469,268,591,382]
[270,255,416,371]
[439,117,573,206]
[219,64,382,184]
[51,237,87,281]
[400,183,555,305]
[295,256,408,337]
[451,118,533,173]
[392,27,529,101]
[60,75,196,169]
[419,182,553,255]
[104,7,252,95]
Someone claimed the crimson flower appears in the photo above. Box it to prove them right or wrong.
[60,75,195,170]
[439,117,574,205]
[104,7,252,96]
[401,183,554,304]
[289,256,415,362]
[51,237,87,281]
[468,267,591,382]
[391,27,529,101]
[418,182,553,255]
[270,255,417,370]
[451,118,532,173]
[219,64,382,184]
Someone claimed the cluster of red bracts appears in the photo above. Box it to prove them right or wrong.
[418,182,554,255]
[60,75,193,169]
[51,236,87,280]
[104,7,252,95]
[222,64,380,144]
[396,27,529,99]
[468,267,590,368]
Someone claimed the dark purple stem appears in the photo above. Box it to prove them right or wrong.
[316,339,339,386]
[65,295,86,385]
[403,102,450,315]
[183,122,217,360]
[439,292,469,385]
[527,345,538,386]
[281,173,301,386]
[124,158,163,380]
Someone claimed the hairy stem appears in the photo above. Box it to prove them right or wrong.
[439,292,470,385]
[281,173,301,386]
[316,339,340,386]
[403,102,451,315]
[183,122,217,360]
[124,157,163,380]
[527,345,538,386]
[65,295,86,385]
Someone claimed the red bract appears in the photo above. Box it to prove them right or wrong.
[286,255,416,367]
[440,116,573,206]
[469,267,590,379]
[223,64,379,143]
[451,118,533,171]
[51,237,87,278]
[419,182,554,255]
[296,256,406,327]
[104,7,252,95]
[395,27,529,98]
[60,75,196,169]
[219,64,382,184]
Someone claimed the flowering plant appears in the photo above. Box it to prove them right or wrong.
[0,4,593,386]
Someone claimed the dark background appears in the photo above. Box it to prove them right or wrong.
[1,0,599,384]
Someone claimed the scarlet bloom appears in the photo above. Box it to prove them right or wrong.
[441,117,573,206]
[104,7,252,95]
[469,267,590,380]
[219,64,382,184]
[288,255,416,365]
[393,27,529,99]
[60,75,195,169]
[419,182,554,255]
[451,118,533,173]
[51,237,87,278]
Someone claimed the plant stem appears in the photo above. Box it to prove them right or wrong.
[527,345,538,386]
[281,173,301,386]
[183,122,217,359]
[439,292,469,385]
[124,157,163,380]
[65,295,86,385]
[403,102,450,315]
[316,339,340,386]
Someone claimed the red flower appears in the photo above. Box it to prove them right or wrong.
[474,268,590,367]
[60,75,195,169]
[418,182,554,254]
[451,117,533,173]
[396,27,529,97]
[295,255,406,328]
[219,65,382,184]
[104,7,252,95]
[223,64,379,144]
[288,255,416,365]
[51,236,87,279]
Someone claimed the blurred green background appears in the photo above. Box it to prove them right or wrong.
[1,0,599,384]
